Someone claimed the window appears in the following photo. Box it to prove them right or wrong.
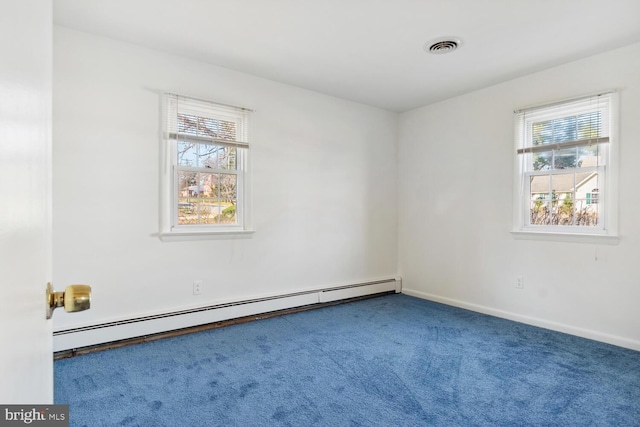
[514,92,616,236]
[161,94,253,239]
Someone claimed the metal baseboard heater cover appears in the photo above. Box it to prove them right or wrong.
[53,278,401,352]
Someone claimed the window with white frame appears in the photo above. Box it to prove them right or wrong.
[514,92,616,235]
[162,94,252,236]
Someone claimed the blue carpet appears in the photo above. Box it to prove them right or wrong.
[54,294,640,426]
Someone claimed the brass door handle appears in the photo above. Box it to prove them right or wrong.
[46,282,91,319]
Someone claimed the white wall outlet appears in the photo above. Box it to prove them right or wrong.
[515,276,524,289]
[193,280,202,295]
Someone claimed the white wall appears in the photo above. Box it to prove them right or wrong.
[54,25,640,351]
[52,27,398,330]
[399,42,640,350]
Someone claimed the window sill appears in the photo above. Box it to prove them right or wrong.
[159,229,255,242]
[511,230,619,245]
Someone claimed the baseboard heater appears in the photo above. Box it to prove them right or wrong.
[53,278,401,352]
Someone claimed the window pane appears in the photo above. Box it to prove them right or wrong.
[532,151,552,171]
[576,203,599,227]
[200,116,237,140]
[550,173,574,196]
[177,198,194,225]
[577,111,602,139]
[219,147,237,170]
[575,172,599,227]
[178,171,198,196]
[176,172,238,225]
[553,148,577,169]
[177,172,215,225]
[532,120,552,146]
[530,200,550,225]
[178,114,198,135]
[198,195,218,224]
[196,173,217,224]
[198,143,220,169]
[530,175,550,225]
[177,170,198,224]
[551,174,575,225]
[530,175,549,198]
[177,143,238,170]
[178,113,237,140]
[575,172,598,203]
[177,141,198,167]
[552,116,577,143]
[204,146,237,170]
[531,113,600,148]
[552,196,575,225]
[217,174,237,224]
[577,146,599,168]
[528,172,601,228]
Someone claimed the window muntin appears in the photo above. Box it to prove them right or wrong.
[515,93,613,234]
[164,94,250,233]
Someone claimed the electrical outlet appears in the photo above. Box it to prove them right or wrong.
[515,276,524,289]
[193,280,202,295]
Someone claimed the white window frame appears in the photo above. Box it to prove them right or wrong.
[512,91,619,242]
[160,94,254,241]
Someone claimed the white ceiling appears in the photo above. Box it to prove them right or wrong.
[53,0,640,112]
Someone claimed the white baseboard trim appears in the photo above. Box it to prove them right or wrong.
[402,288,640,352]
[53,278,402,352]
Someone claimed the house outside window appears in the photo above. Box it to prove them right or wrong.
[586,189,599,205]
[161,94,253,239]
[514,92,616,236]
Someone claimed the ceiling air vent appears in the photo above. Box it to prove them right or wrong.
[425,38,462,55]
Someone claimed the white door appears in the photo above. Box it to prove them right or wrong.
[0,0,54,403]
